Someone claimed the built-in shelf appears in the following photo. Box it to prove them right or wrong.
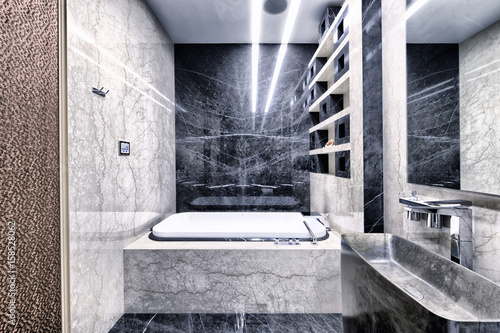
[309,75,350,112]
[305,1,351,178]
[308,37,350,89]
[308,2,349,66]
[309,143,351,155]
[308,25,335,66]
[309,107,350,133]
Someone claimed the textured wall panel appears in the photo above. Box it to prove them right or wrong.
[0,1,61,331]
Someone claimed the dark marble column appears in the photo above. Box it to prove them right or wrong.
[362,0,384,233]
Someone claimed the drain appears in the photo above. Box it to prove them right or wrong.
[403,286,424,301]
[235,312,245,332]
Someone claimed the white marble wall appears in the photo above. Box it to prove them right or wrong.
[382,1,500,284]
[310,0,365,234]
[460,21,500,196]
[124,235,342,314]
[67,0,175,332]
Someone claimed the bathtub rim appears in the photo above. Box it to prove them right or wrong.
[148,231,330,242]
[149,211,330,243]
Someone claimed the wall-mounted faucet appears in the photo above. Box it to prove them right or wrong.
[399,194,473,270]
[398,190,418,201]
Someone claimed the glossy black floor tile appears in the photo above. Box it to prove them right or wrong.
[109,313,343,333]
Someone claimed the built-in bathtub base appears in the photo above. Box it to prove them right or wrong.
[124,234,341,313]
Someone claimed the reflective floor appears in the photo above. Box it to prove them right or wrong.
[109,313,343,333]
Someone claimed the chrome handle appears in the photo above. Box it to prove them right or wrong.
[303,221,317,245]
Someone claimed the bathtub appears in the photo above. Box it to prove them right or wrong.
[124,213,341,314]
[150,212,329,242]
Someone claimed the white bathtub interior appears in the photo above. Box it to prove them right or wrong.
[151,212,328,240]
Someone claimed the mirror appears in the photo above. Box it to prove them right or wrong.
[406,0,500,195]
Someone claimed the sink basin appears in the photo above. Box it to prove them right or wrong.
[341,233,500,332]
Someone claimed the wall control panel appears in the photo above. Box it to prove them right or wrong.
[119,140,130,156]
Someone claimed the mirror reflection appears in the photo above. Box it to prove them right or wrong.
[406,0,500,195]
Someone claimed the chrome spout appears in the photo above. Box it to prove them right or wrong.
[426,213,442,229]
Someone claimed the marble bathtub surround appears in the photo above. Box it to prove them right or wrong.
[175,44,316,212]
[67,0,176,332]
[124,233,342,314]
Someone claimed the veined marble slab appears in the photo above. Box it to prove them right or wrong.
[124,233,341,314]
[67,0,176,332]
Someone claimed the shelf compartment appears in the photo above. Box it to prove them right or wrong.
[319,94,344,122]
[335,114,350,145]
[309,107,350,133]
[309,142,351,155]
[309,74,350,112]
[310,154,329,174]
[318,7,341,44]
[308,57,327,84]
[334,42,349,82]
[333,5,349,49]
[308,1,350,64]
[309,37,349,89]
[310,130,329,150]
[309,82,328,107]
[335,150,350,178]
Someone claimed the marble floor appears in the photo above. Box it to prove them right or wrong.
[109,313,343,333]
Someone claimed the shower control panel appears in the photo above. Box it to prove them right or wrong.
[119,140,130,156]
[274,238,301,245]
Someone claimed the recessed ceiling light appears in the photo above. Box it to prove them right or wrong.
[263,0,288,15]
[264,0,302,113]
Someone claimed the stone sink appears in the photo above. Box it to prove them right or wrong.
[341,233,500,332]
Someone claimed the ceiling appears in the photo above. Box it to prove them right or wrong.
[145,0,344,44]
[406,0,500,43]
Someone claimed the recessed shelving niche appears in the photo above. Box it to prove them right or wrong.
[306,1,351,178]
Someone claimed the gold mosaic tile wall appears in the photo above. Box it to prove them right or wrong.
[0,1,61,331]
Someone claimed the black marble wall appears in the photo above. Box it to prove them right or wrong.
[362,0,384,233]
[175,44,316,212]
[407,44,460,189]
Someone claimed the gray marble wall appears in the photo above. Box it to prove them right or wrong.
[382,1,500,284]
[175,44,315,212]
[67,0,176,332]
[460,21,500,195]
